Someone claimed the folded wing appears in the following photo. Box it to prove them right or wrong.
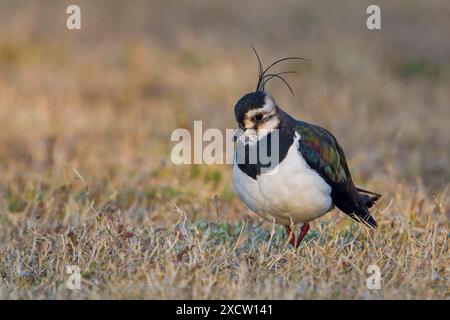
[295,121,379,228]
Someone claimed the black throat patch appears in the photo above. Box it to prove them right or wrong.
[236,124,295,180]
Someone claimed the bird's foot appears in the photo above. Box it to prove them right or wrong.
[295,223,310,248]
[284,225,296,247]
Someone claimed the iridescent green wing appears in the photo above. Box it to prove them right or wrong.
[295,121,377,228]
[295,121,351,184]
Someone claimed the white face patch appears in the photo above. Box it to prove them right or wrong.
[242,94,279,143]
[245,94,276,120]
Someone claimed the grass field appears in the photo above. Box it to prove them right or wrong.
[0,1,448,299]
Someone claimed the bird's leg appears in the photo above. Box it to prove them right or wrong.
[284,225,296,247]
[295,223,310,248]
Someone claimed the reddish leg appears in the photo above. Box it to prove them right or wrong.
[284,225,296,247]
[295,223,310,248]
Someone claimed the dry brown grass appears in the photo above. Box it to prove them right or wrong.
[0,1,448,299]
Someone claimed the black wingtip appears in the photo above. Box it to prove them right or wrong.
[356,187,381,209]
[353,207,377,230]
[356,187,382,199]
[366,215,378,229]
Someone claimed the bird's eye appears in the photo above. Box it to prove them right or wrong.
[252,114,263,123]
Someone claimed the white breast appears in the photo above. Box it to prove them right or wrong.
[233,133,332,225]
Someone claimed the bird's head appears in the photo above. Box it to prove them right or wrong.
[233,47,306,143]
[234,91,279,142]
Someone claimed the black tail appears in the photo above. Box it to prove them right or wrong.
[357,187,381,209]
[353,205,378,229]
[350,187,381,230]
[331,186,381,230]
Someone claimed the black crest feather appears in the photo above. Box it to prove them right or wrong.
[251,46,307,95]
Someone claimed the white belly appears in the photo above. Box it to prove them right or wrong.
[233,134,332,225]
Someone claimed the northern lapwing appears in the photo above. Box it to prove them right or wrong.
[233,49,381,248]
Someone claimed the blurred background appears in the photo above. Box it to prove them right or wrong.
[0,0,448,223]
